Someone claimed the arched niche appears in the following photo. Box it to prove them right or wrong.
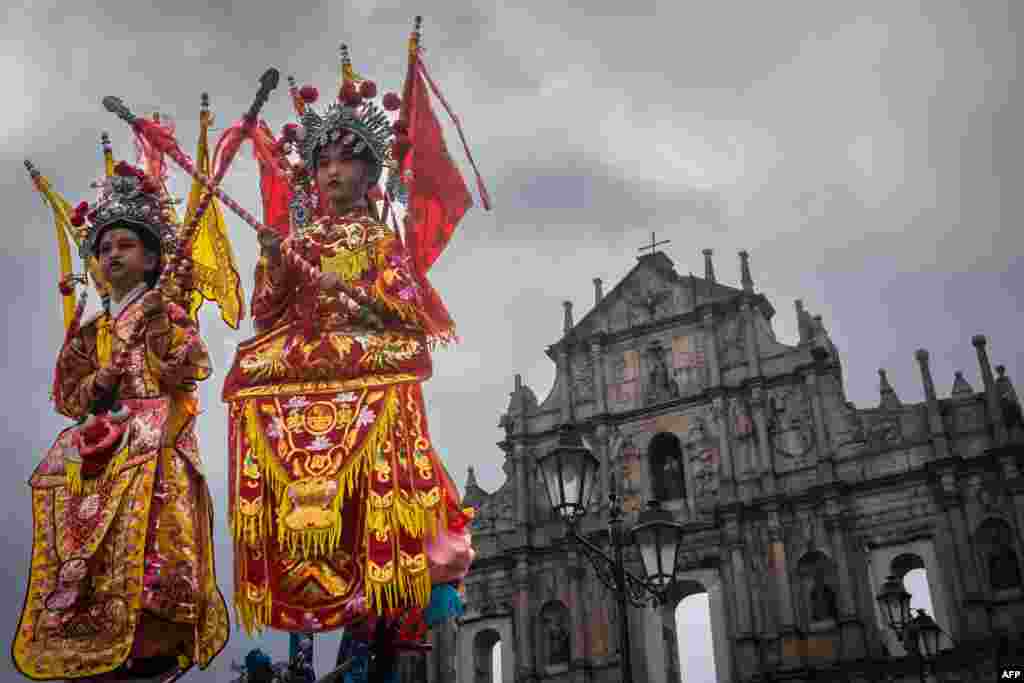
[976,517,1023,594]
[537,600,572,673]
[795,549,840,630]
[647,431,686,502]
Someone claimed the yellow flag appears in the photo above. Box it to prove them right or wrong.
[30,173,109,330]
[184,108,244,329]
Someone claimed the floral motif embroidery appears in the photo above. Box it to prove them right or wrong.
[356,406,376,428]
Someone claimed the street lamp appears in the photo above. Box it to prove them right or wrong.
[909,610,942,660]
[537,424,601,525]
[876,574,913,639]
[875,576,946,683]
[537,424,685,683]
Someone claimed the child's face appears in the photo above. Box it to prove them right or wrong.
[97,226,156,293]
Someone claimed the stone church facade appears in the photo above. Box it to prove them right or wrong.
[423,248,1024,682]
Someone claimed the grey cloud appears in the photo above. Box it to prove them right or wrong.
[2,3,1022,681]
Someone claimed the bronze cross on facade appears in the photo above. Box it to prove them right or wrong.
[638,231,671,256]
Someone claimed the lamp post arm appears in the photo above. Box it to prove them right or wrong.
[567,526,661,608]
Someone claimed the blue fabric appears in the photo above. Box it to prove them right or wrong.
[338,630,398,683]
[423,583,465,627]
[245,648,273,673]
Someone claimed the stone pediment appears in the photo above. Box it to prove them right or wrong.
[565,253,741,342]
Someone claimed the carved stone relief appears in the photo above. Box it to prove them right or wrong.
[671,334,707,395]
[685,410,720,497]
[645,342,679,406]
[768,386,815,467]
[718,315,746,366]
[572,353,595,402]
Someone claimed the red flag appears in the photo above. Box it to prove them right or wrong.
[399,55,474,274]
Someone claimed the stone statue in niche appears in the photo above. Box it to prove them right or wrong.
[541,605,571,666]
[645,343,679,406]
[989,547,1022,591]
[810,577,839,621]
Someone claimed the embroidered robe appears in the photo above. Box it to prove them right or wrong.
[222,209,473,634]
[12,290,230,680]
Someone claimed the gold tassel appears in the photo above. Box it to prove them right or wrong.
[102,442,131,483]
[96,315,112,366]
[65,460,83,496]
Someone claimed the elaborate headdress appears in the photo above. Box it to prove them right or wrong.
[273,43,407,230]
[75,160,179,261]
[295,55,396,186]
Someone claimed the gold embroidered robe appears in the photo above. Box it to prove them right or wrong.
[222,209,470,634]
[12,293,230,680]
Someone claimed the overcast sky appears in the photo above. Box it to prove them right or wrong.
[2,1,1021,681]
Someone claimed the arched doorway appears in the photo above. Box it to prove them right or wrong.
[473,629,501,683]
[672,579,718,682]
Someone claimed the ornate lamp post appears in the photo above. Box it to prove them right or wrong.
[876,575,913,640]
[537,424,685,683]
[876,576,944,683]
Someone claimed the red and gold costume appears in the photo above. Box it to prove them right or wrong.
[13,155,230,680]
[213,23,488,637]
[223,208,470,633]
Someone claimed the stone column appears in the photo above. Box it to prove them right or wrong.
[568,558,588,683]
[915,349,952,460]
[825,514,867,659]
[766,520,797,634]
[760,514,798,670]
[741,302,763,378]
[707,574,734,683]
[557,347,573,424]
[591,336,609,415]
[659,601,681,683]
[973,335,1009,445]
[725,517,758,680]
[703,311,723,388]
[514,442,532,530]
[592,424,610,515]
[806,372,833,484]
[515,558,535,678]
[937,473,987,637]
[711,396,736,500]
[750,385,774,494]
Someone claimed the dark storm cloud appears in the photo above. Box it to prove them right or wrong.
[2,2,1022,680]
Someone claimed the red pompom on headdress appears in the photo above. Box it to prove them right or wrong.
[359,80,377,99]
[113,160,145,180]
[70,201,90,227]
[340,81,362,107]
[382,92,402,111]
[299,85,319,104]
[281,123,301,143]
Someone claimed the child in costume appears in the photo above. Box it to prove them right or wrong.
[12,158,229,681]
[221,31,477,640]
